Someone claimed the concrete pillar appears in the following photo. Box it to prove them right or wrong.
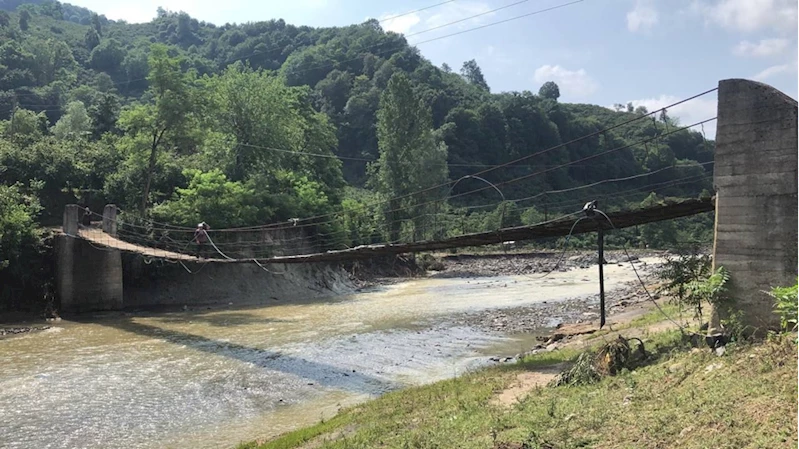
[56,234,74,310]
[57,204,124,313]
[709,79,798,334]
[56,236,124,313]
[63,204,79,236]
[103,204,118,236]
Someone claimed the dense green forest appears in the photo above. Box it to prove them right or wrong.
[0,1,715,309]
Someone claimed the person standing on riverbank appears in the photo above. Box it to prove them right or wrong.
[193,222,210,259]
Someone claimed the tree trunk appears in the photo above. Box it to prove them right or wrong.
[388,199,401,243]
[140,128,165,215]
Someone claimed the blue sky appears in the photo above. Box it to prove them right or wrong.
[68,0,798,137]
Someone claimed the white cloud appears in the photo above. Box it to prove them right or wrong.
[734,38,790,57]
[625,94,718,137]
[533,65,598,99]
[690,0,798,33]
[626,0,659,32]
[752,60,798,81]
[378,12,422,34]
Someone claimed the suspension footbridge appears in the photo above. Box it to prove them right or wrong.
[65,198,714,264]
[54,78,797,331]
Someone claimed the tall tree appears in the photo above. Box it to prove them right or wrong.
[202,64,304,181]
[538,81,560,101]
[52,101,91,140]
[371,72,448,241]
[460,59,490,92]
[118,44,193,214]
[89,39,125,72]
[18,10,30,31]
[89,93,120,138]
[91,13,102,36]
[84,28,100,50]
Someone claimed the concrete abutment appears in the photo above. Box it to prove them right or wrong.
[709,79,798,334]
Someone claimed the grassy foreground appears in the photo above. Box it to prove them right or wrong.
[239,329,797,449]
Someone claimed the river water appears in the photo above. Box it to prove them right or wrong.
[0,263,643,449]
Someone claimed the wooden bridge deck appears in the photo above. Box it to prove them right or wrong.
[70,198,714,264]
[73,228,218,262]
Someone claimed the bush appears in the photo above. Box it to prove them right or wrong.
[0,184,42,271]
[766,280,798,332]
[0,184,51,312]
[151,169,259,228]
[417,253,444,271]
[657,250,712,322]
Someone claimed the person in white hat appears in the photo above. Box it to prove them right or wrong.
[193,222,210,259]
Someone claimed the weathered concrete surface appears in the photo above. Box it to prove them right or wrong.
[102,204,118,236]
[121,255,355,308]
[56,235,124,312]
[58,204,124,312]
[710,79,798,333]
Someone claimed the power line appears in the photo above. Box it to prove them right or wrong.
[379,1,455,23]
[458,161,714,209]
[410,0,583,45]
[445,118,717,203]
[232,141,685,168]
[405,0,532,38]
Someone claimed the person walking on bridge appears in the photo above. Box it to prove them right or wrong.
[79,207,92,228]
[193,222,210,259]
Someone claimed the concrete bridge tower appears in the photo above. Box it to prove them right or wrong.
[710,79,798,333]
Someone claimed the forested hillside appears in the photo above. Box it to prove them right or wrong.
[0,1,715,307]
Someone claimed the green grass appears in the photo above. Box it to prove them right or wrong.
[238,331,797,449]
[237,414,354,449]
[626,302,686,328]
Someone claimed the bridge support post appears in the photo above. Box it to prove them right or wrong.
[63,204,79,235]
[709,79,798,335]
[598,228,605,329]
[103,204,118,236]
[56,205,124,313]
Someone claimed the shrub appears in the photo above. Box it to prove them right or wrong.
[657,251,712,322]
[766,280,798,332]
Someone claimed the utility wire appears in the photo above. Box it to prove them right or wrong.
[409,0,582,45]
[379,1,455,23]
[405,0,532,38]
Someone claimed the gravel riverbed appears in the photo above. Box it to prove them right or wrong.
[431,250,666,335]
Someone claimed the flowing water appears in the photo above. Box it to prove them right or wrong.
[0,262,647,449]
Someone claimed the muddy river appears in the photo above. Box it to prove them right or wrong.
[0,262,649,449]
